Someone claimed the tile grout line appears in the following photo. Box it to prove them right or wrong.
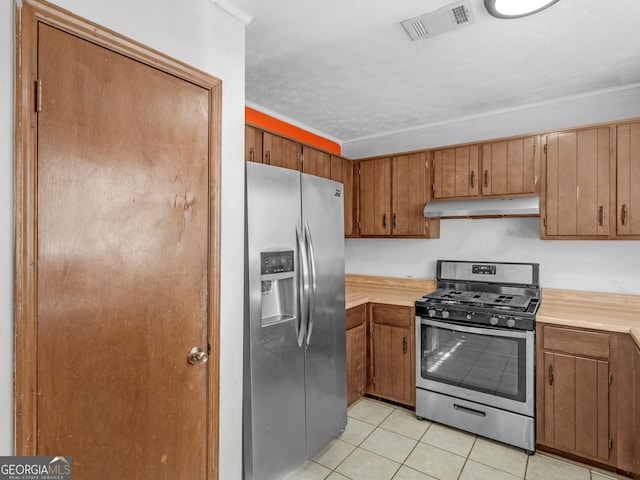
[456,435,479,480]
[327,402,397,480]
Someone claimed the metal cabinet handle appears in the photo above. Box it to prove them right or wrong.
[188,347,208,365]
[383,213,387,229]
[470,170,475,188]
[249,146,255,162]
[402,336,407,354]
[266,150,271,165]
[393,213,397,229]
[621,204,628,225]
[484,170,489,188]
[598,205,604,226]
[549,364,554,385]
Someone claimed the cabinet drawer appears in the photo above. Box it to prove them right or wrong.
[370,304,412,328]
[346,304,366,330]
[543,325,610,359]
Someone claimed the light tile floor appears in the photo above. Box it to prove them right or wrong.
[288,398,630,480]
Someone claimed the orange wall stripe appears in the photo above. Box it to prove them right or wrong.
[245,106,341,155]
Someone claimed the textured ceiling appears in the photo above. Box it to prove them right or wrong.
[235,0,640,144]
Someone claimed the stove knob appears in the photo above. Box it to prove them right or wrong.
[442,310,450,319]
[466,313,472,320]
[506,318,516,328]
[428,309,436,317]
[490,316,499,326]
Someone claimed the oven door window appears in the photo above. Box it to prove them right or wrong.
[420,322,526,402]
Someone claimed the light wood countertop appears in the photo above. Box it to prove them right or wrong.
[345,274,436,309]
[537,288,640,340]
[345,275,640,348]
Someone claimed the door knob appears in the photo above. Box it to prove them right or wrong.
[188,347,208,365]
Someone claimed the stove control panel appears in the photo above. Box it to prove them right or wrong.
[416,303,535,331]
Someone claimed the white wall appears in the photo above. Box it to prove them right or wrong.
[343,81,640,296]
[1,0,246,477]
[0,0,14,459]
[346,218,640,294]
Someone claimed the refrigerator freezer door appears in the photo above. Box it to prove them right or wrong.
[244,163,306,480]
[301,173,348,458]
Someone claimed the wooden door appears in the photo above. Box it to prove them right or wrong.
[371,304,414,406]
[16,12,220,479]
[263,132,302,170]
[482,136,537,196]
[392,153,427,236]
[359,158,391,236]
[346,305,367,406]
[616,121,640,236]
[432,145,479,199]
[543,352,610,461]
[245,125,263,163]
[543,128,611,237]
[330,155,354,236]
[303,146,331,178]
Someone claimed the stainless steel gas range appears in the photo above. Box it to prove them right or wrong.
[415,260,540,454]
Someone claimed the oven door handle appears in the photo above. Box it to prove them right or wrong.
[420,318,529,339]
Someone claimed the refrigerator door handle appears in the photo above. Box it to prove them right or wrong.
[304,221,317,346]
[296,222,309,348]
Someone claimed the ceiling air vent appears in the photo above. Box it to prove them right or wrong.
[401,1,475,41]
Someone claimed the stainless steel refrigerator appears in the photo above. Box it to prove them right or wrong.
[243,162,347,480]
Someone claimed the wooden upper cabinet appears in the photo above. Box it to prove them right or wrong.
[358,154,438,238]
[616,121,640,236]
[302,146,331,179]
[482,136,538,196]
[331,155,355,237]
[432,137,539,201]
[542,127,612,238]
[432,145,479,199]
[245,125,263,163]
[262,131,302,171]
[392,153,429,236]
[359,158,391,236]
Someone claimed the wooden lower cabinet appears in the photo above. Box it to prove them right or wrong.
[537,324,640,477]
[369,303,414,407]
[346,304,367,406]
[537,325,612,463]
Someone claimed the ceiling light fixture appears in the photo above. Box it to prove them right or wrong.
[484,0,560,18]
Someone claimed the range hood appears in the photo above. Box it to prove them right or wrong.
[423,196,540,219]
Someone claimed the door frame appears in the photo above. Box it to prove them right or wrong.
[14,1,222,477]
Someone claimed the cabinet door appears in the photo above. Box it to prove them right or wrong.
[331,155,354,237]
[245,125,263,163]
[303,146,331,179]
[432,145,479,199]
[482,136,537,196]
[346,305,367,406]
[392,153,428,236]
[543,352,610,462]
[370,304,414,406]
[263,131,302,171]
[616,121,640,236]
[544,128,611,237]
[359,158,391,236]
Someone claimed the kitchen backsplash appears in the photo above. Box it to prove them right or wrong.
[345,217,640,295]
